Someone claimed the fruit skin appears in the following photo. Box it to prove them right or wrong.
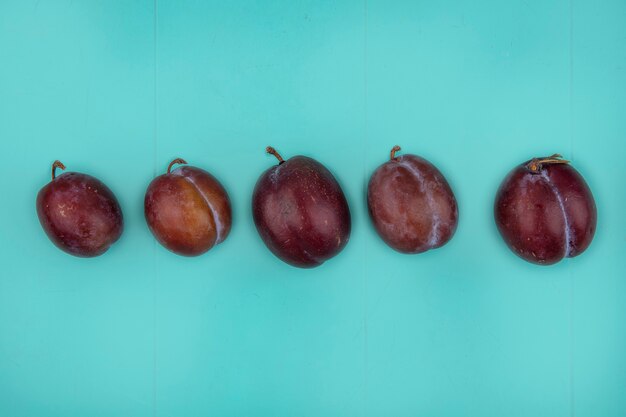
[252,147,351,268]
[367,147,458,254]
[144,160,232,257]
[36,162,124,257]
[494,156,597,265]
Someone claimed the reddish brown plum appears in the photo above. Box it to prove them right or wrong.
[144,158,232,256]
[252,147,351,268]
[36,161,124,257]
[494,154,597,265]
[367,146,458,254]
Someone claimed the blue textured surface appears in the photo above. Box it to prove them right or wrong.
[0,1,624,415]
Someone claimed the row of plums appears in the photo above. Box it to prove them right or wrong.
[36,146,597,267]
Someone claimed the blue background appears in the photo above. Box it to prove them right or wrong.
[0,0,624,415]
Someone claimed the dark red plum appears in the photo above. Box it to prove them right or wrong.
[252,147,351,268]
[494,154,597,265]
[36,161,124,257]
[367,146,458,254]
[144,158,232,256]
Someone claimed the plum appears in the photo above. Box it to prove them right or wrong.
[252,147,351,268]
[144,158,231,256]
[494,154,597,265]
[367,145,458,254]
[36,160,124,257]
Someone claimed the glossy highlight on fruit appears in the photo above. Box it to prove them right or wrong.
[252,146,351,268]
[367,146,458,254]
[494,154,597,265]
[144,158,232,256]
[36,161,124,257]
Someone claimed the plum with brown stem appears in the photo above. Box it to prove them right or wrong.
[36,160,124,257]
[494,154,596,265]
[367,145,458,254]
[144,158,232,256]
[252,146,351,268]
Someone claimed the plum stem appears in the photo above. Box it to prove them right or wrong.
[527,154,570,173]
[390,145,401,160]
[51,160,66,180]
[167,158,187,174]
[266,146,285,164]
